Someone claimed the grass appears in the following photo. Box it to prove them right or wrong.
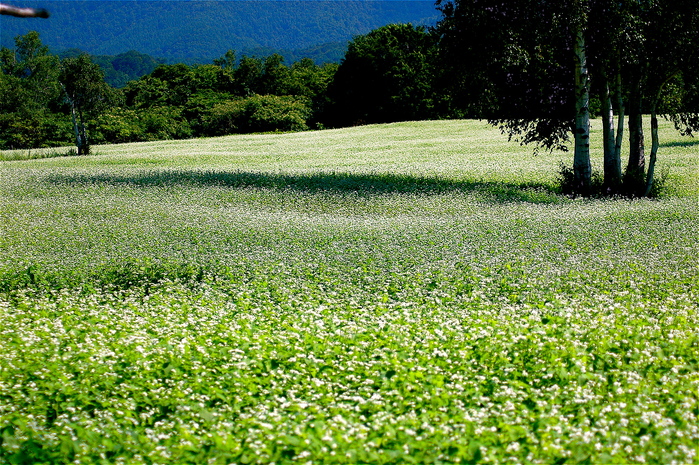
[1,120,698,464]
[0,146,78,162]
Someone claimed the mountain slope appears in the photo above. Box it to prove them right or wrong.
[1,1,440,63]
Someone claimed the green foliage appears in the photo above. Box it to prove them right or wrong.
[120,59,322,138]
[0,32,66,149]
[327,24,442,126]
[123,74,172,109]
[239,94,311,133]
[89,106,193,145]
[233,56,264,97]
[0,111,72,150]
[556,163,604,198]
[89,50,164,88]
[59,54,114,118]
[59,53,117,154]
[0,113,44,150]
[1,121,698,463]
[137,106,193,141]
[90,108,144,144]
[202,95,311,136]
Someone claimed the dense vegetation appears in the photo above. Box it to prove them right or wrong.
[1,120,698,463]
[0,31,343,149]
[1,24,457,150]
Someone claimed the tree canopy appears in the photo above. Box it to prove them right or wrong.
[326,24,443,127]
[436,0,699,196]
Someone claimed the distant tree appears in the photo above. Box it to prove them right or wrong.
[202,94,311,135]
[326,24,439,127]
[124,64,197,108]
[0,31,61,112]
[191,64,235,94]
[260,54,290,96]
[0,31,67,149]
[123,75,171,109]
[288,58,337,100]
[213,49,236,71]
[59,54,114,154]
[254,55,336,124]
[287,59,338,125]
[233,56,264,96]
[148,63,195,106]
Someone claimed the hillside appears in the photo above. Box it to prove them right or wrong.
[0,0,440,63]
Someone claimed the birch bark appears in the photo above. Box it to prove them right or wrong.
[573,27,592,194]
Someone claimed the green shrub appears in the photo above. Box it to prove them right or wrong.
[201,99,247,136]
[558,163,671,199]
[243,94,311,133]
[202,94,311,136]
[0,112,73,150]
[139,106,193,141]
[92,108,144,144]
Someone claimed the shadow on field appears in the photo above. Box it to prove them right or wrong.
[46,169,560,203]
[661,139,699,148]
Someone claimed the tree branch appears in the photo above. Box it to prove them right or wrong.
[0,3,49,18]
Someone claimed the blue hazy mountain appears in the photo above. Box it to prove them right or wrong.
[1,0,440,63]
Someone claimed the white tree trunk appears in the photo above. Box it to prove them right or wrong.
[70,102,88,155]
[573,28,592,194]
[70,103,80,150]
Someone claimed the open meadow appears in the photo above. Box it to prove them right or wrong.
[1,120,698,464]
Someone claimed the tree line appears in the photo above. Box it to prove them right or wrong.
[0,25,455,153]
[0,32,340,154]
[2,0,698,197]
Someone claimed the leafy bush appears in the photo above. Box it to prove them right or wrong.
[91,106,193,143]
[242,94,311,133]
[139,106,193,141]
[556,163,604,197]
[0,112,73,150]
[91,108,145,144]
[200,99,247,136]
[202,94,312,135]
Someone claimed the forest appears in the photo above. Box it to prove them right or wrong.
[0,25,454,150]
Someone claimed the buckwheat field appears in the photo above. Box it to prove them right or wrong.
[1,120,697,464]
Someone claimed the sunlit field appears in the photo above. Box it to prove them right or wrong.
[1,120,698,464]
